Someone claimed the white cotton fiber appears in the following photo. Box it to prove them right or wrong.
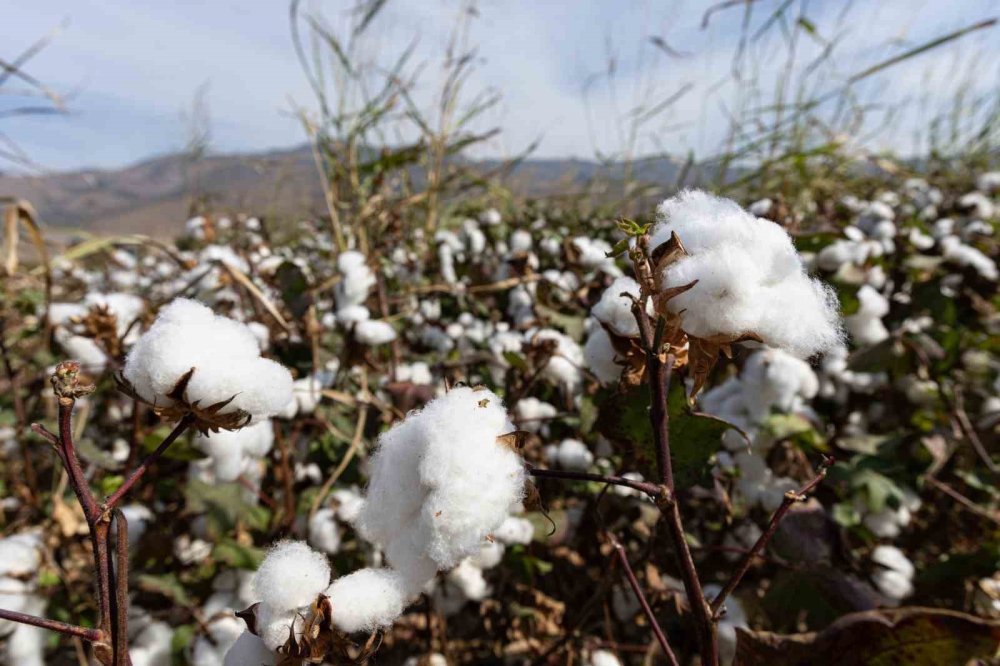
[252,540,332,612]
[493,516,535,545]
[591,277,643,337]
[530,329,584,392]
[651,190,842,358]
[326,567,410,633]
[122,299,293,422]
[544,438,594,471]
[223,631,276,666]
[354,320,398,345]
[584,327,622,385]
[308,508,342,555]
[358,387,526,588]
[194,420,274,482]
[191,616,244,666]
[586,650,623,666]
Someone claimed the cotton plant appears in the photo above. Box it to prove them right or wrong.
[583,276,653,385]
[192,419,274,483]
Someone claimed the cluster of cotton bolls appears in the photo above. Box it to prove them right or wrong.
[0,532,46,666]
[651,190,843,358]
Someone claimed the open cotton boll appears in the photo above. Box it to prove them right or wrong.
[129,619,173,666]
[846,285,890,347]
[591,277,644,337]
[740,349,819,421]
[544,438,594,471]
[571,237,623,276]
[652,190,842,358]
[4,606,46,666]
[325,568,410,633]
[940,236,998,280]
[191,616,244,666]
[584,327,622,385]
[514,397,558,435]
[308,508,342,555]
[468,540,505,569]
[337,305,371,326]
[0,531,43,577]
[223,631,275,666]
[531,329,585,392]
[354,320,398,345]
[252,540,332,612]
[120,504,154,548]
[446,559,491,601]
[331,487,365,523]
[358,388,526,586]
[493,516,535,545]
[335,251,376,309]
[586,649,623,666]
[122,299,293,422]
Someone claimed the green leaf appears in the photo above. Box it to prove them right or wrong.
[212,539,265,569]
[274,261,312,319]
[503,351,528,372]
[595,383,737,489]
[136,573,193,607]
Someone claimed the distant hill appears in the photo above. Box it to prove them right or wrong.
[0,144,703,236]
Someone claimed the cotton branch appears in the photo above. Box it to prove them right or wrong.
[631,296,719,666]
[609,536,680,666]
[709,456,833,618]
[528,466,662,498]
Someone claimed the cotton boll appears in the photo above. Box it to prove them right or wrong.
[335,251,376,309]
[309,508,342,554]
[129,620,173,666]
[545,439,594,471]
[493,516,535,545]
[653,191,841,358]
[332,487,365,524]
[337,305,371,326]
[191,616,244,666]
[739,349,819,421]
[122,299,293,422]
[531,329,585,392]
[514,397,557,435]
[0,531,43,577]
[571,237,622,276]
[223,631,276,666]
[252,540,331,612]
[468,540,505,569]
[404,654,448,666]
[358,388,526,584]
[509,229,533,253]
[591,277,643,337]
[871,545,915,601]
[846,285,890,346]
[585,650,622,666]
[446,559,490,601]
[584,327,622,385]
[480,208,502,226]
[326,568,409,633]
[354,320,398,345]
[940,236,998,280]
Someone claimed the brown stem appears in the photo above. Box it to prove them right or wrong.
[58,398,101,523]
[709,457,832,617]
[102,414,194,511]
[111,510,130,666]
[924,475,1000,526]
[0,608,104,642]
[92,520,114,641]
[632,299,718,665]
[528,467,661,497]
[610,537,680,666]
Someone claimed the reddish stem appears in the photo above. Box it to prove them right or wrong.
[0,608,103,642]
[58,399,101,523]
[610,538,680,666]
[709,457,831,617]
[528,467,661,497]
[102,414,194,511]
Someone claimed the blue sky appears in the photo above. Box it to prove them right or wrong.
[2,0,998,173]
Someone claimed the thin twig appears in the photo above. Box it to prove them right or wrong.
[0,608,103,642]
[102,414,194,511]
[924,475,1000,526]
[528,467,661,498]
[610,537,680,666]
[710,456,832,617]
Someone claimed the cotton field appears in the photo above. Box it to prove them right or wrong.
[0,163,997,665]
